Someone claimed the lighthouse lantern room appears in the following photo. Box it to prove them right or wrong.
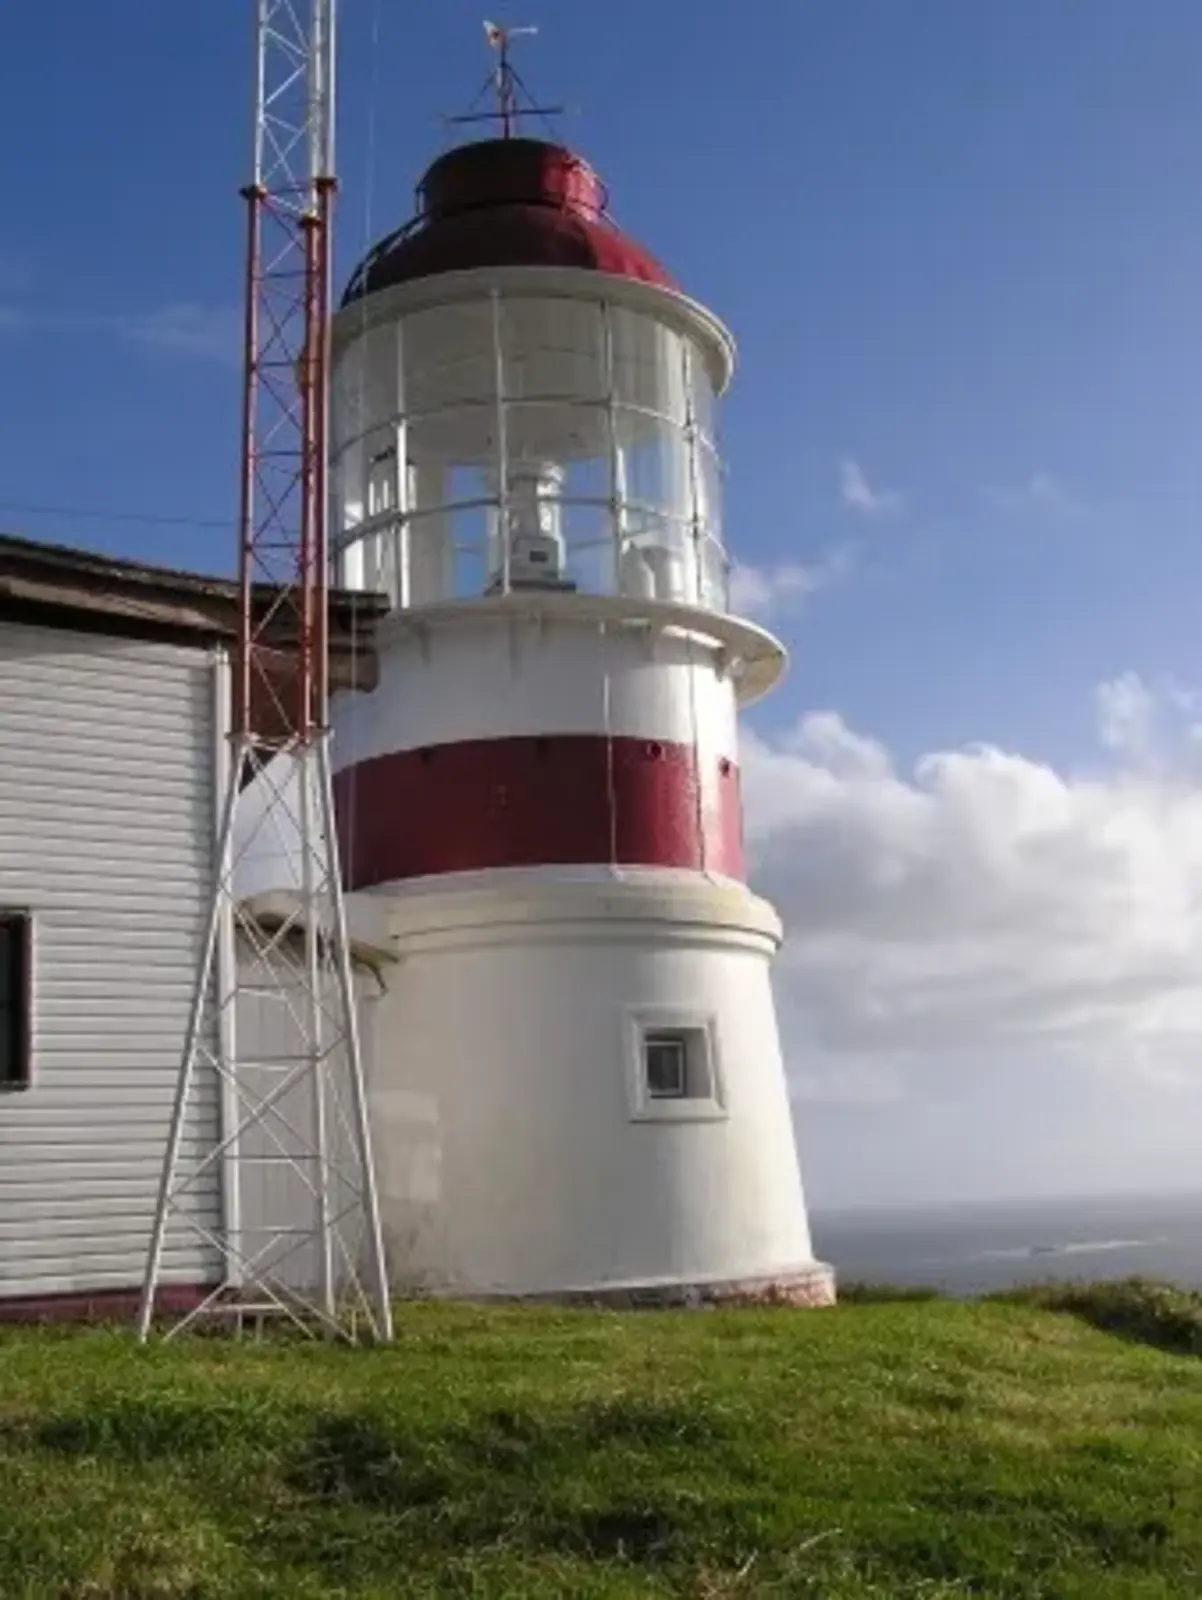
[327,119,834,1305]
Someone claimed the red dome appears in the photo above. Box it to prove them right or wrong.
[341,137,675,306]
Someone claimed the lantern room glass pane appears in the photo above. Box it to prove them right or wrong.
[335,439,364,531]
[362,427,399,516]
[615,409,693,523]
[504,399,608,469]
[405,511,454,605]
[566,532,618,594]
[608,306,688,423]
[406,411,498,511]
[500,296,605,401]
[688,352,717,446]
[618,517,699,606]
[449,503,490,597]
[698,535,728,611]
[696,439,722,544]
[403,301,495,417]
[362,530,402,605]
[334,324,399,439]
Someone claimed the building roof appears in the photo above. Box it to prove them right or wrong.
[0,531,386,743]
[341,136,674,306]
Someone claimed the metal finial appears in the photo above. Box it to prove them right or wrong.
[446,21,565,139]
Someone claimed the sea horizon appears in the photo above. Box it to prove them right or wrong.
[809,1187,1202,1297]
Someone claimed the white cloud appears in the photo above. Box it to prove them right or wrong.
[728,548,851,621]
[839,458,903,517]
[744,674,1202,1117]
[1095,671,1158,763]
[0,299,240,361]
[112,302,241,363]
[985,471,1079,517]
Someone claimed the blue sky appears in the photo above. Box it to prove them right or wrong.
[1,1,1199,773]
[9,4,1202,1211]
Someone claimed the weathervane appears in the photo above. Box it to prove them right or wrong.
[446,20,567,140]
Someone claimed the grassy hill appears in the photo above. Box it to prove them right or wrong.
[2,1282,1202,1597]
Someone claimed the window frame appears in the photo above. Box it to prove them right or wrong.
[624,1006,726,1124]
[0,909,32,1093]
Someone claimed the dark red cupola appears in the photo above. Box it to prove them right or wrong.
[341,137,674,306]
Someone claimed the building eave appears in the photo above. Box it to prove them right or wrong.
[0,530,388,730]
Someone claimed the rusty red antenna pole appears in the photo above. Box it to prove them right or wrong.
[139,0,393,1345]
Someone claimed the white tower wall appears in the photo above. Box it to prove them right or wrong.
[334,607,743,766]
[368,876,823,1301]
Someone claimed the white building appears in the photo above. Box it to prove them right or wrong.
[0,534,377,1318]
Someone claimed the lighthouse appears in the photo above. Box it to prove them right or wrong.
[326,124,834,1307]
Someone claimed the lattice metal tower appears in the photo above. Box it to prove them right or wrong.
[137,0,393,1343]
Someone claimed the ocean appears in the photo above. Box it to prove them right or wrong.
[810,1190,1202,1298]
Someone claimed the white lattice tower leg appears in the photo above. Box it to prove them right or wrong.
[136,734,393,1344]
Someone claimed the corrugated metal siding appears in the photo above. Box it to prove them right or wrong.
[0,622,220,1298]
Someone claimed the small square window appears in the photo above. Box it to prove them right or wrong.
[0,912,31,1091]
[644,1032,689,1098]
[626,1009,725,1122]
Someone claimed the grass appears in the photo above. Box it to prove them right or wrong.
[2,1281,1202,1597]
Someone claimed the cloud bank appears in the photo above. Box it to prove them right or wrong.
[743,676,1202,1136]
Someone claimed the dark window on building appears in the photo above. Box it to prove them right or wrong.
[0,913,31,1090]
[644,1031,691,1099]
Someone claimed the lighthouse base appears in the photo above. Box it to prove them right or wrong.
[361,868,829,1306]
[465,1263,837,1310]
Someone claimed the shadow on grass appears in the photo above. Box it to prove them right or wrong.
[291,1412,454,1510]
[7,1393,742,1578]
[990,1278,1202,1359]
[2,1396,271,1462]
[289,1398,733,1504]
[275,1398,733,1573]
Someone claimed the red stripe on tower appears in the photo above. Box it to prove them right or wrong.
[333,734,745,889]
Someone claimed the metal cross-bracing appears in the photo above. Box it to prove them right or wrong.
[138,0,393,1344]
[236,0,334,747]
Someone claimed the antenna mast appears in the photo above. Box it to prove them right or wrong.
[138,0,393,1344]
